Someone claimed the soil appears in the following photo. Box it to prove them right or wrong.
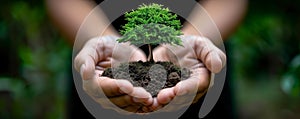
[101,61,191,97]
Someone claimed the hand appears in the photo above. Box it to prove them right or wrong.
[74,36,153,113]
[148,35,226,112]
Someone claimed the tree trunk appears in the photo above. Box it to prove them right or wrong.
[148,44,154,62]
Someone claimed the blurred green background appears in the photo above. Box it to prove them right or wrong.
[0,0,299,119]
[0,0,70,119]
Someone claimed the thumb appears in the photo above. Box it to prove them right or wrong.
[193,36,226,73]
[205,51,225,73]
[79,57,96,80]
[74,39,99,80]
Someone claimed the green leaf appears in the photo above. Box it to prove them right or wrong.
[119,23,182,46]
[120,3,182,35]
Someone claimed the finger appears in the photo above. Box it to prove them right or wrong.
[99,101,140,114]
[108,95,152,108]
[132,96,153,106]
[99,79,134,97]
[174,68,209,95]
[95,65,105,76]
[157,87,175,105]
[160,96,193,112]
[192,93,206,104]
[74,37,118,80]
[130,47,147,62]
[194,68,210,93]
[83,76,106,98]
[74,46,97,80]
[172,94,195,105]
[146,98,162,112]
[174,79,198,96]
[155,68,210,112]
[193,37,226,73]
[109,95,136,108]
[128,87,153,106]
[74,37,104,80]
[166,82,198,111]
[153,46,169,62]
[92,96,137,114]
[97,58,111,68]
[129,87,152,99]
[155,95,192,112]
[122,105,141,113]
[204,51,225,73]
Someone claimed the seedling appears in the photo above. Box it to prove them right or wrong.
[102,3,190,97]
[117,3,183,62]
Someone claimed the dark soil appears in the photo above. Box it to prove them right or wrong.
[101,61,191,97]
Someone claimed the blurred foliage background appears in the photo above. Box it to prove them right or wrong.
[0,0,299,119]
[230,0,300,119]
[0,0,70,118]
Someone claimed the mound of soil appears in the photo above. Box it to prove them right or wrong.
[101,61,191,97]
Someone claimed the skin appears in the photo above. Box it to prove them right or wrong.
[74,36,153,113]
[153,0,248,111]
[46,0,247,113]
[150,36,226,112]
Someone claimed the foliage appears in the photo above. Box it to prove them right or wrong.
[229,0,300,118]
[119,3,183,46]
[0,1,70,119]
[118,23,182,46]
[120,3,182,35]
[118,3,183,61]
[230,2,300,93]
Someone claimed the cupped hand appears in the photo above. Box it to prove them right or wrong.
[74,36,153,113]
[148,35,226,112]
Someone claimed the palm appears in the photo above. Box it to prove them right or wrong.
[75,36,153,113]
[150,35,226,111]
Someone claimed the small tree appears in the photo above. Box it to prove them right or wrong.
[118,3,183,62]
